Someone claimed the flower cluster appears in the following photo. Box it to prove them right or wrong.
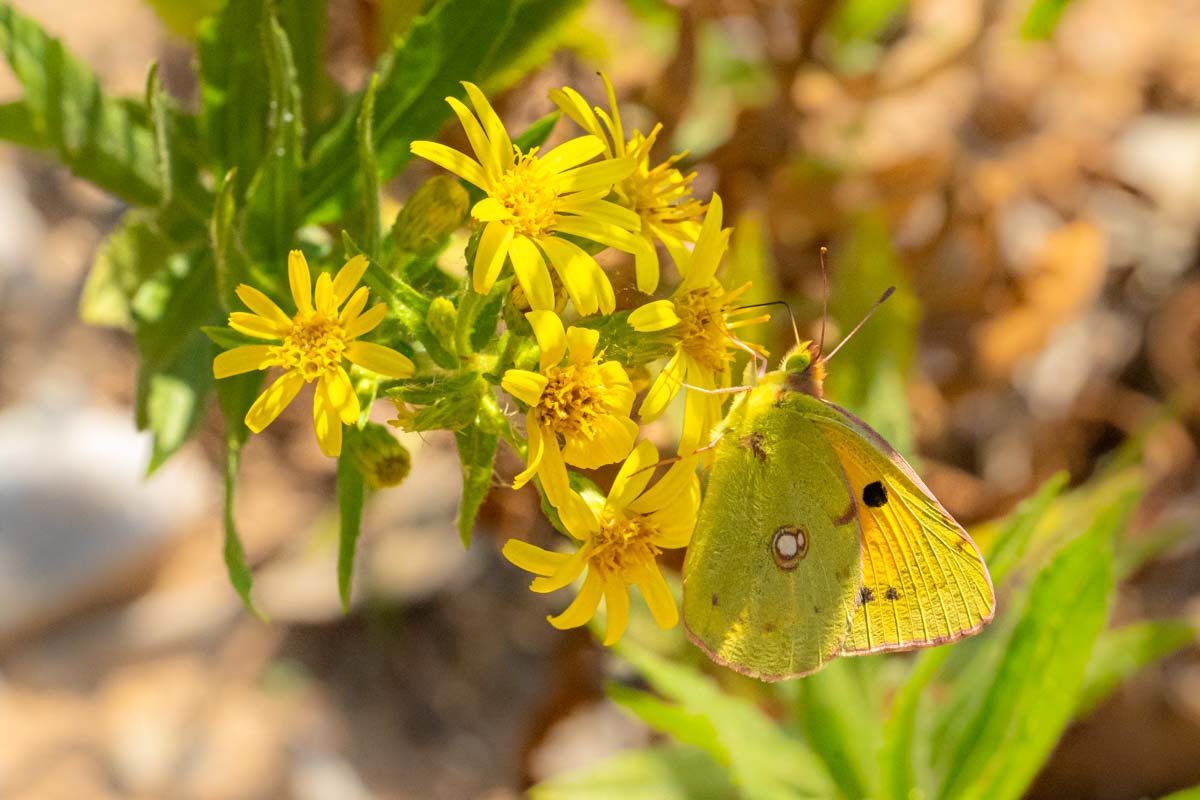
[210,75,763,644]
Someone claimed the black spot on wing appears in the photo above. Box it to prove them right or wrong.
[862,480,888,508]
[885,586,900,601]
[711,594,720,607]
[859,586,875,605]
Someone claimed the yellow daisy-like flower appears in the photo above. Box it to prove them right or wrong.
[213,250,415,457]
[503,440,699,645]
[627,194,767,454]
[550,73,704,276]
[410,82,655,316]
[501,311,639,529]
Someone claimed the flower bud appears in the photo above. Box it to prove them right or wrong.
[392,175,469,258]
[349,422,411,489]
[426,296,458,355]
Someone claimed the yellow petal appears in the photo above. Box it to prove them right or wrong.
[339,286,369,327]
[598,72,625,152]
[312,378,344,457]
[332,255,369,305]
[608,439,659,511]
[235,284,291,327]
[548,86,605,142]
[628,457,698,516]
[501,369,549,407]
[314,271,336,315]
[472,197,511,222]
[526,310,567,371]
[558,195,641,230]
[344,303,388,339]
[324,365,361,425]
[508,236,555,312]
[538,236,611,318]
[540,135,605,174]
[446,95,500,179]
[548,570,604,629]
[244,370,304,433]
[639,351,683,422]
[462,81,513,176]
[229,312,286,340]
[553,218,654,295]
[603,579,631,646]
[213,345,275,379]
[531,542,590,593]
[410,140,488,189]
[635,563,679,629]
[628,300,681,332]
[564,325,600,366]
[345,340,414,378]
[288,250,312,314]
[554,157,636,195]
[681,193,727,289]
[502,539,570,577]
[512,415,544,489]
[475,220,513,295]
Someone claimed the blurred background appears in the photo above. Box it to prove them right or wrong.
[1,0,1199,797]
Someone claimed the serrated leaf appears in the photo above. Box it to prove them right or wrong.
[276,0,331,131]
[454,424,498,547]
[0,5,159,204]
[337,448,366,609]
[617,641,836,800]
[1076,620,1196,716]
[934,491,1133,800]
[356,74,381,259]
[529,745,734,800]
[386,372,481,405]
[210,167,251,310]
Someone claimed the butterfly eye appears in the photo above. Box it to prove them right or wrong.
[771,525,808,570]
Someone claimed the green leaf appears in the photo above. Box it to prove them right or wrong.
[356,74,382,260]
[1116,520,1193,580]
[618,641,836,800]
[337,448,366,610]
[1161,786,1200,800]
[244,8,304,260]
[198,0,269,198]
[302,0,510,219]
[454,423,499,547]
[479,0,586,91]
[795,659,879,800]
[1076,620,1196,716]
[983,470,1070,587]
[607,684,724,759]
[0,100,40,148]
[1021,0,1072,40]
[529,745,735,800]
[386,371,481,405]
[210,167,251,310]
[79,213,173,330]
[276,0,331,131]
[143,328,214,473]
[935,491,1133,800]
[221,435,262,618]
[0,5,160,204]
[145,62,211,242]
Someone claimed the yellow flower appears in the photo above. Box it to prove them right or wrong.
[503,440,699,645]
[411,82,654,316]
[550,73,704,278]
[501,311,639,528]
[627,194,767,454]
[213,251,415,457]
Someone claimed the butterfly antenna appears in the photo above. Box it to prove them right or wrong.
[818,246,831,357]
[734,300,801,349]
[821,286,895,364]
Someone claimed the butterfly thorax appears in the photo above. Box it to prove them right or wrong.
[780,341,825,398]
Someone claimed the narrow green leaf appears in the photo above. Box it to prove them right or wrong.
[984,470,1070,587]
[337,449,366,609]
[244,9,304,260]
[454,424,498,547]
[796,659,879,800]
[0,100,41,148]
[221,436,262,618]
[144,62,211,243]
[0,5,160,204]
[1161,786,1200,800]
[618,641,836,800]
[1077,620,1196,716]
[210,167,250,310]
[1021,0,1072,40]
[935,492,1133,800]
[1116,521,1193,580]
[356,74,381,260]
[276,0,330,131]
[79,213,173,329]
[607,684,724,759]
[385,372,480,405]
[143,328,214,473]
[198,0,268,198]
[479,0,586,91]
[529,745,735,800]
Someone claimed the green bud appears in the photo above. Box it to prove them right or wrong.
[426,296,458,355]
[392,175,469,258]
[349,422,412,489]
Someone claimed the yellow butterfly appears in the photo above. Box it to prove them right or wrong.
[682,299,995,680]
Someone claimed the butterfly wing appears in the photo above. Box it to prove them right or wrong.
[800,399,996,655]
[683,386,863,680]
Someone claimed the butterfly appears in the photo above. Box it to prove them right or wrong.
[682,301,995,680]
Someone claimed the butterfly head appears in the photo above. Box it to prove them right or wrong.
[782,340,826,397]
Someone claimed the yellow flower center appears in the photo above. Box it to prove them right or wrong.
[536,362,607,441]
[275,313,348,381]
[623,132,703,229]
[590,513,662,578]
[674,287,736,373]
[493,152,558,238]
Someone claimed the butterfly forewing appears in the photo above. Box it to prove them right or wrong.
[801,400,996,655]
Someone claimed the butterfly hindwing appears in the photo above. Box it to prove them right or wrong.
[682,386,863,680]
[800,399,996,654]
